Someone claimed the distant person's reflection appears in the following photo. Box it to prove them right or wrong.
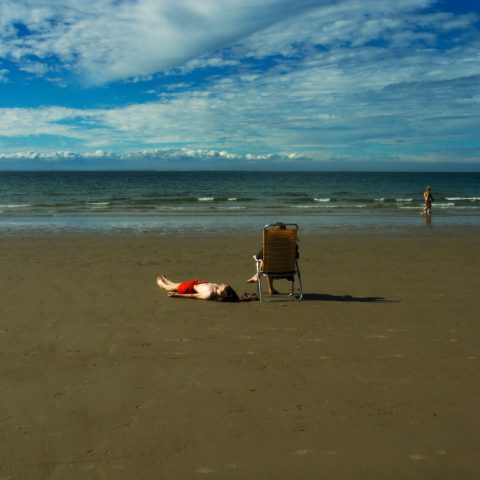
[423,213,432,226]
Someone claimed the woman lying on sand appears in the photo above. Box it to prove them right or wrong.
[157,275,257,302]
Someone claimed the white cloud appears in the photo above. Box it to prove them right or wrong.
[0,106,97,138]
[0,68,9,82]
[233,0,478,59]
[0,0,479,169]
[0,147,312,170]
[1,22,480,161]
[2,146,478,171]
[0,0,336,85]
[1,1,479,87]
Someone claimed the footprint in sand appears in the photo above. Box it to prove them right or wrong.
[324,450,337,456]
[196,464,237,474]
[196,467,213,474]
[294,449,311,456]
[409,454,427,460]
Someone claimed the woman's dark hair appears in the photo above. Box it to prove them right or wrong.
[216,286,259,302]
[217,285,240,302]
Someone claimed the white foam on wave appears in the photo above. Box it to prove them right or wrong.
[375,198,385,202]
[228,197,237,201]
[86,202,110,209]
[396,198,413,202]
[0,204,31,208]
[198,197,214,202]
[157,206,190,211]
[215,206,246,210]
[314,198,330,202]
[294,204,339,209]
[446,197,480,201]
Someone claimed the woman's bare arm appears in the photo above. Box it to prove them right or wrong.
[168,292,213,300]
[168,292,199,298]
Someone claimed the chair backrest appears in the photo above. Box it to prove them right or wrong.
[262,224,298,274]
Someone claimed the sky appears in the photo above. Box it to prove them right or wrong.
[0,0,479,170]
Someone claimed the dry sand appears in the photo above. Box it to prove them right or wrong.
[1,230,480,479]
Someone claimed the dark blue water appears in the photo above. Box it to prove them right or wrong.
[1,171,479,234]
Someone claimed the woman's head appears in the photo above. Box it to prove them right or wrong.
[217,285,240,302]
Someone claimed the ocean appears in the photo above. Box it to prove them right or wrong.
[1,171,479,234]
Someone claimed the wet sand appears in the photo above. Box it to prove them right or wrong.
[1,230,479,479]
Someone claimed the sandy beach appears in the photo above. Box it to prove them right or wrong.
[1,229,480,479]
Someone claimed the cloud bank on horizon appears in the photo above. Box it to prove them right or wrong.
[0,0,479,170]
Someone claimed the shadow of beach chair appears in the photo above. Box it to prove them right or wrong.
[254,223,303,301]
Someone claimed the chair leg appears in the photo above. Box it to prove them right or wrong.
[257,277,263,301]
[254,260,263,301]
[296,261,303,300]
[257,273,302,301]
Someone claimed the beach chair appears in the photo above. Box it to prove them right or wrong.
[254,223,303,301]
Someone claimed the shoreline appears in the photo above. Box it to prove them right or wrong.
[2,212,480,237]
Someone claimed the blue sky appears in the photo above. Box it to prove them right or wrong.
[0,0,479,170]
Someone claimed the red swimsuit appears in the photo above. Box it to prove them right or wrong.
[177,280,208,294]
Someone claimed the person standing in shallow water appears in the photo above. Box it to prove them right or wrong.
[421,186,433,215]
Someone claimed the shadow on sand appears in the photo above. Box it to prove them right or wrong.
[301,293,395,303]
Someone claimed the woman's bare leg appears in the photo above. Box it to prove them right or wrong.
[160,275,177,286]
[267,277,278,295]
[247,259,263,283]
[157,276,181,292]
[246,273,258,283]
